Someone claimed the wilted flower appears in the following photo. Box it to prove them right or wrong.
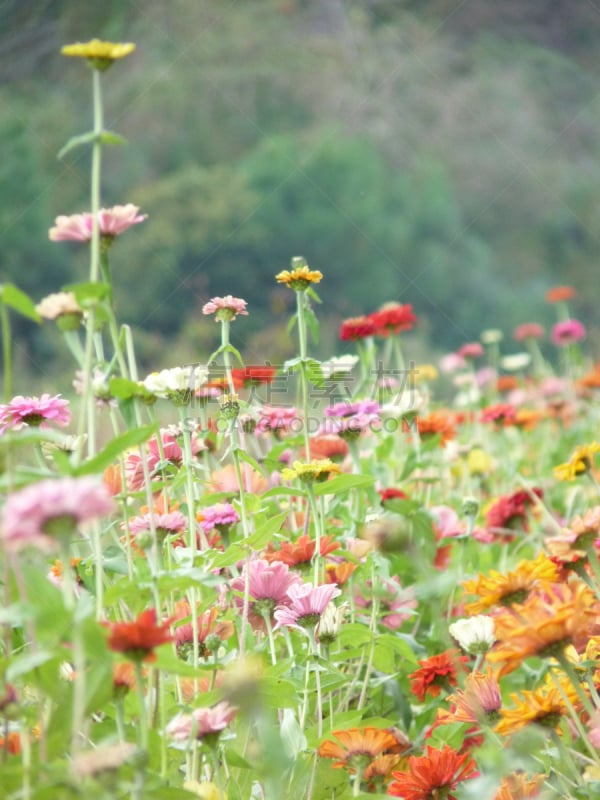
[315,602,347,644]
[0,393,71,434]
[49,205,146,242]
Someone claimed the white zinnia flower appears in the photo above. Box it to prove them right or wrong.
[500,353,531,372]
[320,355,359,379]
[143,365,208,398]
[449,615,495,654]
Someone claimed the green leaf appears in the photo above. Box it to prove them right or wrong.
[245,512,288,550]
[6,649,56,680]
[235,448,265,476]
[305,306,320,344]
[0,283,40,322]
[280,709,307,758]
[312,473,374,496]
[109,376,144,399]
[99,130,127,146]
[152,650,215,677]
[226,343,244,366]
[71,424,156,476]
[58,130,98,158]
[261,485,307,499]
[399,450,418,481]
[305,358,324,387]
[64,281,111,305]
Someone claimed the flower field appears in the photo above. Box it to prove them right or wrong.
[2,39,600,800]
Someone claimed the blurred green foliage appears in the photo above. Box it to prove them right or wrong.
[2,0,600,380]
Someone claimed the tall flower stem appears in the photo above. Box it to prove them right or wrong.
[76,69,104,462]
[1,300,12,403]
[306,484,324,585]
[296,290,312,459]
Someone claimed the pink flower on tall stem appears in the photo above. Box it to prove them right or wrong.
[255,405,299,435]
[166,701,237,743]
[199,502,240,533]
[2,477,114,552]
[125,431,205,491]
[513,322,544,341]
[552,319,586,346]
[202,296,248,322]
[457,342,484,360]
[230,559,302,626]
[0,394,71,434]
[127,511,187,537]
[49,204,147,242]
[274,582,342,629]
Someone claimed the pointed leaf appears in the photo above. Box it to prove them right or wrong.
[99,130,127,146]
[0,284,40,322]
[71,424,156,476]
[313,473,374,496]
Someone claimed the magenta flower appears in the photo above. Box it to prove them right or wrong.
[274,582,342,629]
[49,204,147,242]
[0,394,71,435]
[230,559,302,623]
[202,296,248,322]
[166,701,237,743]
[2,477,114,552]
[324,400,380,418]
[513,322,544,341]
[552,319,586,346]
[199,502,240,533]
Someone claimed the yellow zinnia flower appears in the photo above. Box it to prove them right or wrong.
[281,459,341,483]
[61,40,136,70]
[275,257,323,290]
[554,441,600,481]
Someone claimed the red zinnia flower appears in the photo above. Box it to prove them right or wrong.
[231,365,277,388]
[545,285,575,303]
[378,487,409,506]
[485,488,542,537]
[263,533,339,567]
[388,745,478,799]
[408,650,468,703]
[105,609,174,663]
[339,315,377,341]
[369,302,418,337]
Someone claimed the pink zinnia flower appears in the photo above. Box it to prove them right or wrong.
[166,701,237,742]
[552,319,586,346]
[125,431,205,491]
[439,353,467,374]
[0,393,71,434]
[457,342,484,360]
[514,322,544,341]
[430,506,465,539]
[49,204,147,242]
[202,295,248,322]
[199,502,240,533]
[255,405,299,435]
[274,582,342,629]
[2,477,114,552]
[230,559,302,623]
[127,511,187,536]
[354,577,417,630]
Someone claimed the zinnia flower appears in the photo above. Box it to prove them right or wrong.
[202,295,248,322]
[339,315,377,341]
[369,302,417,336]
[457,342,484,359]
[388,745,478,799]
[199,502,240,533]
[449,616,495,654]
[0,393,71,434]
[318,726,404,769]
[495,675,578,737]
[546,285,576,303]
[35,292,83,327]
[49,205,146,242]
[143,365,208,401]
[264,533,339,568]
[273,582,341,628]
[230,559,302,624]
[408,650,468,703]
[173,604,233,656]
[514,322,544,341]
[554,441,600,482]
[275,257,322,290]
[437,669,502,725]
[552,319,586,346]
[2,477,114,552]
[105,609,174,663]
[166,701,237,743]
[61,39,135,69]
[494,773,546,800]
[281,459,342,483]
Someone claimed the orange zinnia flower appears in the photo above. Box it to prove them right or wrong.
[462,553,559,614]
[263,533,339,567]
[105,609,174,663]
[325,561,357,585]
[494,772,546,800]
[408,650,468,703]
[388,745,478,799]
[0,732,21,755]
[487,582,598,676]
[495,675,578,737]
[410,411,456,446]
[545,285,575,303]
[318,727,404,770]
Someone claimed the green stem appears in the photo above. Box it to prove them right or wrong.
[1,300,12,402]
[306,484,323,586]
[296,290,311,459]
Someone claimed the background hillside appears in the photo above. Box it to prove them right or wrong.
[2,0,600,381]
